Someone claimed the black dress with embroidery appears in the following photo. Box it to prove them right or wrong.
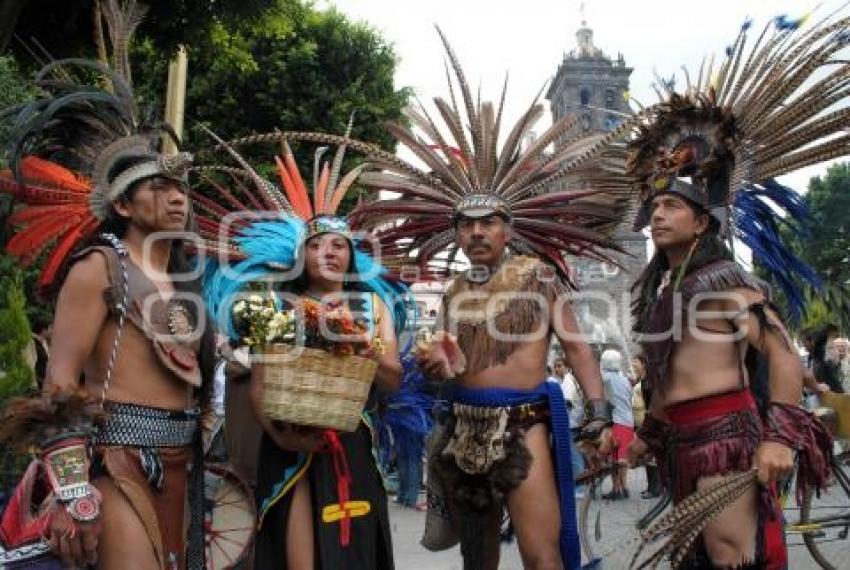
[253,419,394,570]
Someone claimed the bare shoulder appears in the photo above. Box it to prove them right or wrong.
[60,252,109,297]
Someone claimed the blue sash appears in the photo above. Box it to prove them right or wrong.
[451,382,580,570]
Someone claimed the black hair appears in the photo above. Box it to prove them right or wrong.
[808,323,840,365]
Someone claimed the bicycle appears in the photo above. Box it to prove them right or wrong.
[782,397,850,570]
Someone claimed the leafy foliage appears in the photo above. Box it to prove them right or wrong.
[131,1,409,214]
[0,265,35,400]
[0,261,38,503]
[803,164,850,286]
[7,1,409,214]
[755,163,850,332]
[0,55,35,167]
[3,0,276,62]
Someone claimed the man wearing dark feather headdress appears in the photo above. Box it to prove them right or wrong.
[0,51,214,570]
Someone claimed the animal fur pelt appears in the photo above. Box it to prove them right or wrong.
[0,387,103,452]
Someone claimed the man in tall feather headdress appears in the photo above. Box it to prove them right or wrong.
[301,28,642,570]
[0,4,215,569]
[625,12,845,569]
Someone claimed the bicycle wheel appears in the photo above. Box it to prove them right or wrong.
[204,463,257,570]
[578,469,666,567]
[797,458,850,570]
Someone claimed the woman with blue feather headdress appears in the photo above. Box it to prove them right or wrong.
[198,126,412,570]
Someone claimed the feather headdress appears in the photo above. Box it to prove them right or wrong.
[197,126,411,336]
[628,10,850,315]
[0,1,193,290]
[331,27,640,280]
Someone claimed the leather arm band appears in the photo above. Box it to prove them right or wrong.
[41,434,101,522]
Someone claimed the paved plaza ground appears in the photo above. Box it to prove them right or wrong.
[390,468,849,569]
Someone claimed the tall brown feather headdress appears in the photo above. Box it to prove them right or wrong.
[627,10,850,315]
[335,27,641,280]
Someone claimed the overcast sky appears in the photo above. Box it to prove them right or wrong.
[323,0,847,193]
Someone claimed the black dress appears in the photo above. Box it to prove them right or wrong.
[253,419,394,569]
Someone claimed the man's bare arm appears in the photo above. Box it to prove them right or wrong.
[44,254,109,392]
[728,288,799,484]
[729,288,801,405]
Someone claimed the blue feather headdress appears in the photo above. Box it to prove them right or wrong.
[195,125,413,336]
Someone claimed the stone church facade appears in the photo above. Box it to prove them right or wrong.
[546,21,647,363]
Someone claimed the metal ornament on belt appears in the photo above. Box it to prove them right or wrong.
[442,404,510,474]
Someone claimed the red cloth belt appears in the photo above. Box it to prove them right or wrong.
[665,388,756,425]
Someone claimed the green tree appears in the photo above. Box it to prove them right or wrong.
[6,1,409,213]
[131,2,408,185]
[798,163,850,331]
[755,163,850,332]
[0,264,36,498]
[1,0,276,57]
[803,163,850,286]
[0,268,34,400]
[0,54,34,165]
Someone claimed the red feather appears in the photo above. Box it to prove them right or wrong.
[0,176,85,205]
[38,216,98,288]
[282,147,312,220]
[199,174,253,212]
[275,156,312,220]
[8,204,89,226]
[7,216,78,260]
[19,157,91,194]
[189,191,232,219]
[1,158,97,290]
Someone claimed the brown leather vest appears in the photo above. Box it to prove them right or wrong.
[74,245,202,388]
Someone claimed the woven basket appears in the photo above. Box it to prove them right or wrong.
[254,345,377,432]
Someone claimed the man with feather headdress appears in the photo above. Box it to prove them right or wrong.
[625,13,844,569]
[333,29,642,570]
[0,4,214,569]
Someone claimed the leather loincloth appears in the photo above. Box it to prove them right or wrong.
[93,402,201,570]
[94,446,189,570]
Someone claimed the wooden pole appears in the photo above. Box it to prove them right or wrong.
[163,46,188,155]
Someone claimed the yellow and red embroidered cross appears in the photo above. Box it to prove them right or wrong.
[321,500,371,523]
